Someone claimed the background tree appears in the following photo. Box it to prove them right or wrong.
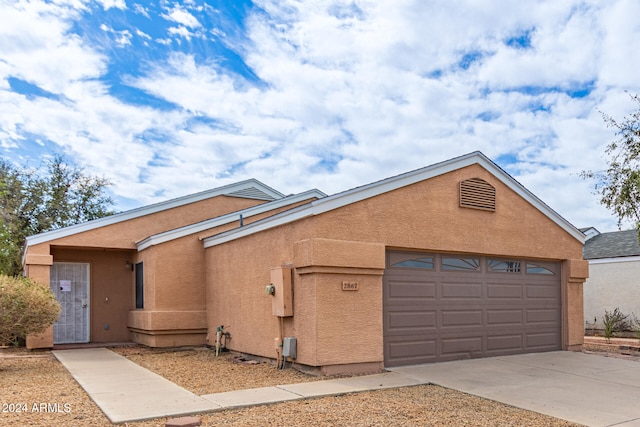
[0,155,114,276]
[0,275,60,346]
[582,94,640,236]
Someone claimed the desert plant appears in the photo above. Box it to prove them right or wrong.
[631,313,640,341]
[0,275,60,346]
[602,308,630,340]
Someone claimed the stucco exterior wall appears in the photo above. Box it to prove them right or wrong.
[206,225,297,357]
[127,197,318,347]
[294,239,386,372]
[205,164,587,372]
[584,259,640,329]
[128,236,208,346]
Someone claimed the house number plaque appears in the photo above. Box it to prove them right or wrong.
[342,281,358,291]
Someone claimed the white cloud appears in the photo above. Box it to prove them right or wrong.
[136,29,151,39]
[0,0,105,94]
[167,26,197,41]
[133,3,150,18]
[477,4,603,89]
[100,24,133,47]
[163,5,201,28]
[95,0,127,11]
[598,0,640,89]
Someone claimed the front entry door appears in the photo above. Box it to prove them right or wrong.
[50,262,90,344]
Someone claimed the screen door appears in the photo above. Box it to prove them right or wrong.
[50,262,90,344]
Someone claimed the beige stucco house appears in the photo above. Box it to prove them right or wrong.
[23,152,588,374]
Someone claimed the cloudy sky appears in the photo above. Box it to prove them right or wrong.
[1,0,639,232]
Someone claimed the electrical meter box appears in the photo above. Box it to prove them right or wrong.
[282,337,297,358]
[270,267,293,317]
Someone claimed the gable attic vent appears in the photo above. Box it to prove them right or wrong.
[459,178,496,212]
[227,187,277,201]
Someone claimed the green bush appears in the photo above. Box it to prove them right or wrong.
[0,275,60,346]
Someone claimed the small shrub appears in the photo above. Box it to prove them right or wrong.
[631,313,640,341]
[0,275,60,345]
[602,308,630,340]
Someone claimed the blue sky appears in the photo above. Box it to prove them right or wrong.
[2,0,640,232]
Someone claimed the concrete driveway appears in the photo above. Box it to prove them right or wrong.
[388,351,640,427]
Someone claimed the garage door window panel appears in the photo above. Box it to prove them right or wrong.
[442,257,480,271]
[526,262,556,275]
[488,259,522,273]
[391,257,435,269]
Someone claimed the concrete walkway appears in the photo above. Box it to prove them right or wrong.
[390,351,640,427]
[52,348,220,423]
[52,348,426,423]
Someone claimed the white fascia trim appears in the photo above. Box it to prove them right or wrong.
[24,179,285,248]
[204,152,585,248]
[137,189,326,251]
[588,256,640,265]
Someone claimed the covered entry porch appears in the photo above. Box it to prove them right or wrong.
[25,246,135,348]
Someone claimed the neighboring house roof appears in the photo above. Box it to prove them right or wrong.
[23,179,286,251]
[136,189,326,251]
[204,151,585,248]
[583,229,640,260]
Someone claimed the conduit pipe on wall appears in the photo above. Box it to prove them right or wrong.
[275,336,282,368]
[275,316,284,368]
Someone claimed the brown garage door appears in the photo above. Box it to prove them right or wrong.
[383,251,561,367]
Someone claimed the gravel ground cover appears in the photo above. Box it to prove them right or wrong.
[111,346,322,395]
[1,345,581,426]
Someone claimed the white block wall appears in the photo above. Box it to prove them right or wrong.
[583,257,640,329]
